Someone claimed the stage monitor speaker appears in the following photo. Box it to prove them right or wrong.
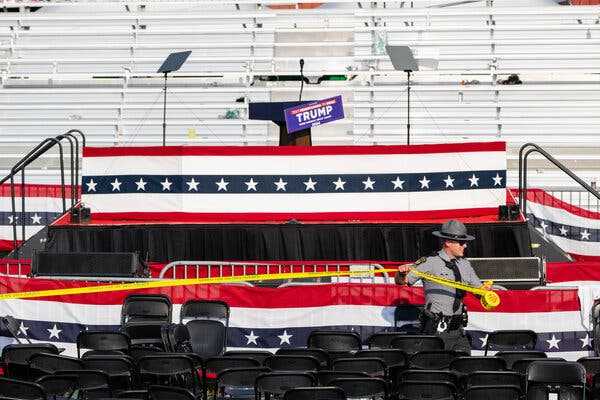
[498,205,521,221]
[31,252,146,278]
[467,257,543,289]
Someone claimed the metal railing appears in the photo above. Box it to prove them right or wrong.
[158,261,392,284]
[0,129,85,256]
[518,143,600,217]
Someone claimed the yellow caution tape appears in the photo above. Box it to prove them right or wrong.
[0,266,500,310]
[0,268,397,301]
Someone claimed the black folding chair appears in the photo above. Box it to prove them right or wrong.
[307,331,361,360]
[464,371,523,391]
[483,330,537,355]
[495,351,546,370]
[264,355,321,372]
[36,374,78,400]
[82,355,136,392]
[28,353,83,378]
[55,369,112,400]
[512,357,565,374]
[215,367,270,400]
[396,380,456,400]
[276,348,330,369]
[367,333,409,350]
[409,351,459,370]
[316,371,370,386]
[255,372,316,400]
[137,354,200,395]
[121,294,172,350]
[464,385,521,400]
[224,350,273,364]
[332,358,386,378]
[355,349,408,369]
[449,356,506,374]
[77,331,131,358]
[203,356,260,400]
[392,370,458,395]
[1,343,59,380]
[283,387,347,400]
[117,390,148,400]
[329,377,387,400]
[148,385,196,400]
[526,360,586,400]
[186,319,227,358]
[180,299,230,326]
[0,377,48,400]
[390,335,445,354]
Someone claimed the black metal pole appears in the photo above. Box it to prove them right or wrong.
[406,70,411,146]
[162,72,168,146]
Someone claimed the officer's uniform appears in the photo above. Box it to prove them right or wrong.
[395,221,483,354]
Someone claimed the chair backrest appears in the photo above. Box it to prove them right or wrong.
[283,386,347,400]
[116,389,149,400]
[484,330,537,355]
[224,350,275,364]
[55,369,110,390]
[160,323,190,353]
[205,357,260,375]
[36,374,78,397]
[180,300,230,325]
[409,351,459,370]
[397,380,456,400]
[464,385,521,400]
[1,344,60,379]
[394,304,424,330]
[577,356,600,376]
[148,385,195,400]
[276,348,330,368]
[355,349,408,369]
[527,361,586,385]
[77,331,131,357]
[392,370,458,392]
[307,331,361,353]
[255,372,316,396]
[316,371,370,386]
[1,344,59,365]
[512,357,565,375]
[28,353,84,375]
[390,335,445,354]
[185,319,227,358]
[332,358,386,376]
[0,377,48,400]
[465,371,523,390]
[82,355,135,375]
[216,367,271,388]
[121,294,172,325]
[495,351,547,369]
[328,377,387,399]
[265,355,321,372]
[449,356,507,374]
[137,354,198,390]
[367,333,409,349]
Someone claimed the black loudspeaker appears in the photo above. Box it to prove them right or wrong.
[498,205,521,221]
[31,252,147,278]
[467,257,543,288]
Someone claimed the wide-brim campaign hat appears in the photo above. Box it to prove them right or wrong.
[432,219,475,241]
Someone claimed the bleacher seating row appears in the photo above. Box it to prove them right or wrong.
[0,294,599,400]
[0,1,599,186]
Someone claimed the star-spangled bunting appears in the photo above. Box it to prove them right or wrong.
[530,215,599,243]
[81,170,506,194]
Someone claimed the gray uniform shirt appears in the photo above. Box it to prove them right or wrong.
[405,250,482,316]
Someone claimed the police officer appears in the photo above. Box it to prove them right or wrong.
[395,220,491,354]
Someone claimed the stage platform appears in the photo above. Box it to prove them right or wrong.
[45,221,531,263]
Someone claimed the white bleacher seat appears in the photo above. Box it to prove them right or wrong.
[0,0,599,188]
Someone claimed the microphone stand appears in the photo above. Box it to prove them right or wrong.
[299,59,305,101]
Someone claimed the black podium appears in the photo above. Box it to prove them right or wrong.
[249,101,313,146]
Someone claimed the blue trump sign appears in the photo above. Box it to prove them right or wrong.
[284,95,345,134]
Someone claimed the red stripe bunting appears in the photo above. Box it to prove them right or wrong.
[0,183,78,199]
[83,142,506,158]
[0,276,580,313]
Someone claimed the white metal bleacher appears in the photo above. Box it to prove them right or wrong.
[0,0,599,187]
